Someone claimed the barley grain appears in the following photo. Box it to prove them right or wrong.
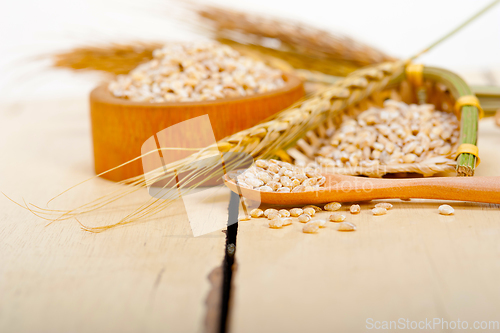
[268,164,281,174]
[372,207,387,215]
[250,208,264,218]
[256,171,272,183]
[246,178,264,188]
[337,222,357,231]
[267,211,281,220]
[375,202,393,210]
[290,208,304,217]
[269,218,284,228]
[279,209,290,218]
[258,185,273,192]
[303,222,320,233]
[324,202,341,211]
[329,213,346,222]
[264,208,278,217]
[255,159,269,169]
[310,219,327,228]
[298,214,312,223]
[303,205,322,212]
[303,207,316,216]
[403,153,417,163]
[292,185,305,193]
[438,204,454,215]
[350,204,360,214]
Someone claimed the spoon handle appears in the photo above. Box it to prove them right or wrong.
[350,176,500,204]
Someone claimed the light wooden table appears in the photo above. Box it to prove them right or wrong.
[1,97,500,333]
[230,119,500,333]
[0,99,226,333]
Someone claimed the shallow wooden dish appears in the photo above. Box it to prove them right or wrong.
[90,74,304,181]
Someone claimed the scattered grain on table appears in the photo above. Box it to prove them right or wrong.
[350,204,360,214]
[303,222,320,233]
[264,208,278,217]
[268,217,284,228]
[250,208,264,218]
[329,213,346,222]
[324,202,341,211]
[438,204,454,215]
[309,219,327,228]
[279,209,290,218]
[372,207,387,215]
[303,207,316,217]
[303,205,322,212]
[337,222,357,232]
[298,214,312,223]
[290,208,303,217]
[375,202,393,210]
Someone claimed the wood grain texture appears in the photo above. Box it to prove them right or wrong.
[90,75,304,181]
[0,99,226,333]
[230,118,500,333]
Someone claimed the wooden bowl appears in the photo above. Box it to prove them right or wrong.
[90,74,304,181]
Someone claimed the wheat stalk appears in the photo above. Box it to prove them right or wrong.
[52,42,163,75]
[24,60,404,231]
[216,38,360,77]
[196,5,395,68]
[50,5,394,78]
[30,1,499,231]
[216,62,404,158]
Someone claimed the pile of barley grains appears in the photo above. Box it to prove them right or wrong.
[311,100,460,168]
[108,42,286,102]
[236,159,325,193]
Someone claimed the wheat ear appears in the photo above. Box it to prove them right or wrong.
[24,60,404,232]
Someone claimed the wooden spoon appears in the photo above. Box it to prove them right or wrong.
[224,172,500,206]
